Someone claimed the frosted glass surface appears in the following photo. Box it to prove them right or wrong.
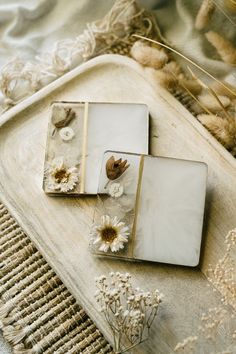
[85,103,148,193]
[134,156,207,266]
[44,102,148,195]
[94,151,141,259]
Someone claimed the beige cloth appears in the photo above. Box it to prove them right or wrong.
[0,0,235,79]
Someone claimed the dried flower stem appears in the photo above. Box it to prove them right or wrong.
[187,66,233,120]
[95,272,163,353]
[212,0,236,27]
[132,34,236,98]
[169,70,213,115]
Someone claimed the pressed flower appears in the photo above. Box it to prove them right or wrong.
[94,272,163,353]
[109,183,124,198]
[106,156,129,180]
[91,215,129,252]
[46,157,79,192]
[52,107,76,128]
[59,126,75,141]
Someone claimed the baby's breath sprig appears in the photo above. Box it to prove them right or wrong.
[95,272,163,354]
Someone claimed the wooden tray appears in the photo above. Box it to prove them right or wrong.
[0,54,235,353]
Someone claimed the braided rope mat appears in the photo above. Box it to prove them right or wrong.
[0,202,113,354]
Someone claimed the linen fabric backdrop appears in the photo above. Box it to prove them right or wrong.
[0,0,235,352]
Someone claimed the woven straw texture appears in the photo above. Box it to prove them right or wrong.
[0,202,113,354]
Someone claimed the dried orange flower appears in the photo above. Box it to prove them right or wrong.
[106,156,129,180]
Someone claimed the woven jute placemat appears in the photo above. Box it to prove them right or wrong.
[0,202,113,354]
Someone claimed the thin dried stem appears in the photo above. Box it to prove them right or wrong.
[212,0,236,27]
[170,70,214,115]
[187,66,233,120]
[132,34,236,98]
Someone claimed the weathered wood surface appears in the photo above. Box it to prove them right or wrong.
[0,55,235,353]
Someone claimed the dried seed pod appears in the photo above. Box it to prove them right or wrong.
[145,67,177,90]
[162,61,183,77]
[195,0,215,30]
[106,156,129,180]
[211,81,236,99]
[178,78,203,95]
[198,114,236,151]
[52,106,76,128]
[130,40,168,70]
[198,93,231,112]
[205,31,236,65]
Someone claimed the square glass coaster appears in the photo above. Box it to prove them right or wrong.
[43,102,149,195]
[90,151,207,266]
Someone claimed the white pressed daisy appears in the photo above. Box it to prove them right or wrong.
[91,215,129,253]
[59,127,75,141]
[46,157,79,192]
[109,183,124,198]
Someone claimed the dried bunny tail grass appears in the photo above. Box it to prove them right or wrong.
[133,34,236,99]
[195,0,215,30]
[197,93,231,112]
[145,67,177,90]
[130,40,168,69]
[187,66,234,119]
[211,80,236,99]
[205,31,236,65]
[198,114,236,151]
[178,78,203,95]
[145,64,204,114]
[162,61,183,76]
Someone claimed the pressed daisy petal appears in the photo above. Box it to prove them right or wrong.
[46,158,79,192]
[99,243,110,252]
[90,215,130,253]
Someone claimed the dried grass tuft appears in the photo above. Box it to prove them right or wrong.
[205,31,236,65]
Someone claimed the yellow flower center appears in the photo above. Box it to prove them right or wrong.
[101,226,118,243]
[54,168,69,183]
